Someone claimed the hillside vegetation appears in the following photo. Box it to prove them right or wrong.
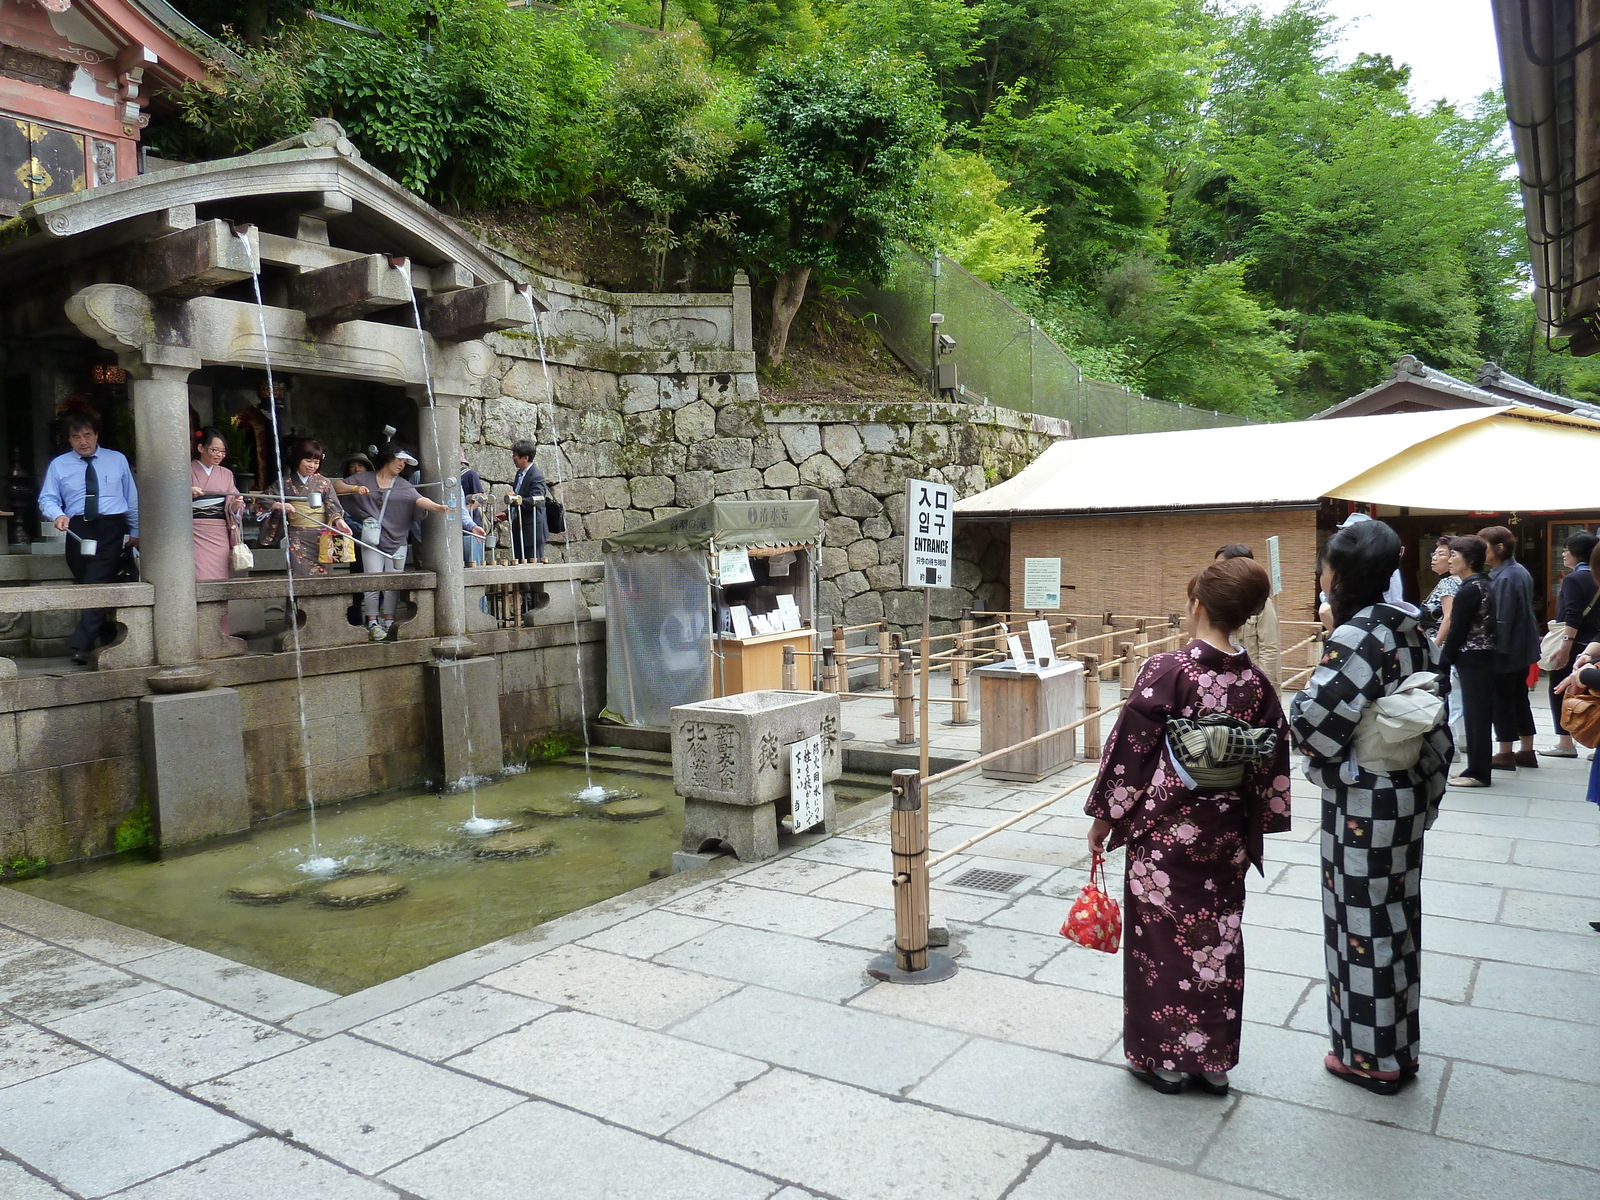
[162,0,1586,416]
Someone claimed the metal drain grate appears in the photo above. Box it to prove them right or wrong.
[949,868,1028,894]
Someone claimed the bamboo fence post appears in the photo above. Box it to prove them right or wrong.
[1101,611,1115,661]
[889,768,929,972]
[877,619,893,689]
[894,647,917,745]
[822,647,840,695]
[1119,640,1138,691]
[993,618,1008,658]
[782,645,798,691]
[1082,653,1103,760]
[832,623,849,694]
[949,624,972,725]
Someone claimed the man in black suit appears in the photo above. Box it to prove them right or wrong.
[507,439,547,563]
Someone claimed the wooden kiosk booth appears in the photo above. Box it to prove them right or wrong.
[602,499,823,728]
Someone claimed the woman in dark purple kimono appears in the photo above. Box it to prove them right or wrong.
[1086,556,1292,1095]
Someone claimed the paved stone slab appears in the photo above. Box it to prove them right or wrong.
[671,985,968,1094]
[383,1100,776,1200]
[1232,1021,1443,1132]
[0,1013,94,1088]
[850,966,1122,1059]
[1424,830,1514,863]
[1509,839,1598,873]
[48,989,305,1088]
[352,984,556,1061]
[1471,960,1600,1025]
[733,857,860,894]
[1434,810,1598,845]
[1425,916,1600,974]
[0,1160,72,1199]
[664,881,869,938]
[672,1068,1044,1200]
[1423,999,1600,1084]
[1009,1145,1277,1200]
[949,922,1066,977]
[192,1034,520,1175]
[1241,969,1314,1027]
[449,1010,764,1134]
[1033,941,1123,994]
[979,892,1080,937]
[1498,887,1599,934]
[0,926,45,964]
[113,1136,398,1200]
[1240,892,1324,934]
[657,923,874,1001]
[481,944,741,1029]
[1202,1093,1600,1200]
[817,908,895,951]
[577,910,721,958]
[810,871,1012,922]
[1437,1061,1600,1171]
[0,888,176,965]
[910,1038,1233,1165]
[0,945,157,1023]
[1427,854,1600,900]
[1238,925,1326,979]
[927,826,1083,869]
[127,947,335,1023]
[791,836,889,869]
[0,1057,247,1199]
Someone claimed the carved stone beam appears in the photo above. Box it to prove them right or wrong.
[290,253,413,324]
[418,281,537,341]
[127,220,256,299]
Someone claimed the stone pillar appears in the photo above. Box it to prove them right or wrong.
[732,270,753,352]
[131,361,211,689]
[414,388,473,657]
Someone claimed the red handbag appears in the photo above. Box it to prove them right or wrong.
[1060,849,1122,953]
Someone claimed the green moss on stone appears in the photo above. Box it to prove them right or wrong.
[3,854,48,881]
[113,798,153,854]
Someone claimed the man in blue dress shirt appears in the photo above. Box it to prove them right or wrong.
[37,414,139,665]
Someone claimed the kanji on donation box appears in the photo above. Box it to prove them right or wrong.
[789,735,825,833]
[903,478,954,588]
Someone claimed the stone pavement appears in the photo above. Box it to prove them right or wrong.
[2,690,1599,1200]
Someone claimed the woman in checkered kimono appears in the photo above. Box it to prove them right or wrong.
[1289,520,1452,1094]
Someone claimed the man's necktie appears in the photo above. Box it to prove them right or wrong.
[82,455,98,521]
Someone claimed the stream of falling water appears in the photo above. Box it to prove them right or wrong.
[400,265,506,835]
[530,308,604,802]
[237,232,340,877]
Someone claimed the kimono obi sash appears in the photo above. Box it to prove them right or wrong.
[1167,714,1279,790]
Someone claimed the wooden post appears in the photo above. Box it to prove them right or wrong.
[833,622,849,695]
[949,625,971,724]
[1082,653,1102,760]
[822,646,839,695]
[993,618,1009,658]
[1101,611,1115,661]
[889,768,929,972]
[877,619,893,690]
[894,647,917,745]
[782,644,798,691]
[1119,639,1137,691]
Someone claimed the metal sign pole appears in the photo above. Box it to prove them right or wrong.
[920,586,931,782]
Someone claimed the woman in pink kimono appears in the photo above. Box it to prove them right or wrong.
[1086,556,1292,1096]
[190,427,243,581]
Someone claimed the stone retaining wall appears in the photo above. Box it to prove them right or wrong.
[464,319,1070,635]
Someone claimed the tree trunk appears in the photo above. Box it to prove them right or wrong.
[244,0,270,45]
[765,267,811,368]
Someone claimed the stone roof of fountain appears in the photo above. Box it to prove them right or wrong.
[0,121,523,290]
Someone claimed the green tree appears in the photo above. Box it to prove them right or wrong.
[738,47,943,366]
[922,148,1046,283]
[678,0,817,67]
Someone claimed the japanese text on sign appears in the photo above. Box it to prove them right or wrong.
[789,735,825,833]
[903,477,955,588]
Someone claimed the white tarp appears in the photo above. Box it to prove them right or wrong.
[954,406,1600,516]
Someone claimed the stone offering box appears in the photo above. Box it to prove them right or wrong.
[670,690,842,861]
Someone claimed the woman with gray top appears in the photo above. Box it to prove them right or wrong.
[342,444,452,641]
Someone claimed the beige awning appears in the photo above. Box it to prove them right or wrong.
[954,406,1600,516]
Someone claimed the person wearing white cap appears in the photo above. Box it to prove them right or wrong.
[341,443,453,641]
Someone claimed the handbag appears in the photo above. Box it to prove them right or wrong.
[1060,850,1122,953]
[1561,685,1600,748]
[230,541,254,571]
[545,494,566,536]
[1166,713,1279,790]
[1351,671,1445,773]
[1539,587,1600,669]
[316,530,356,564]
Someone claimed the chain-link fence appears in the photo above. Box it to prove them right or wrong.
[853,247,1256,436]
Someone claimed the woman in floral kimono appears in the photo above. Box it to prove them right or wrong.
[256,438,356,577]
[1289,518,1451,1095]
[1086,556,1292,1095]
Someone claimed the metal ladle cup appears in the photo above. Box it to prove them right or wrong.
[65,528,97,557]
[309,491,323,509]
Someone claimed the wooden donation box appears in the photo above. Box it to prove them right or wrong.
[972,660,1086,782]
[714,629,817,696]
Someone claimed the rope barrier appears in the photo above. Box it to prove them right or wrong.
[926,774,1098,868]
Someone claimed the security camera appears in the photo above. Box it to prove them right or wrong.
[937,333,957,353]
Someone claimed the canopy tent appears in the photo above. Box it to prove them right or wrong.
[954,406,1600,517]
[601,499,823,553]
[603,499,823,728]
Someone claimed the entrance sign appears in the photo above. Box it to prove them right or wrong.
[1023,558,1063,608]
[904,478,955,588]
[1266,536,1282,596]
[789,735,825,833]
